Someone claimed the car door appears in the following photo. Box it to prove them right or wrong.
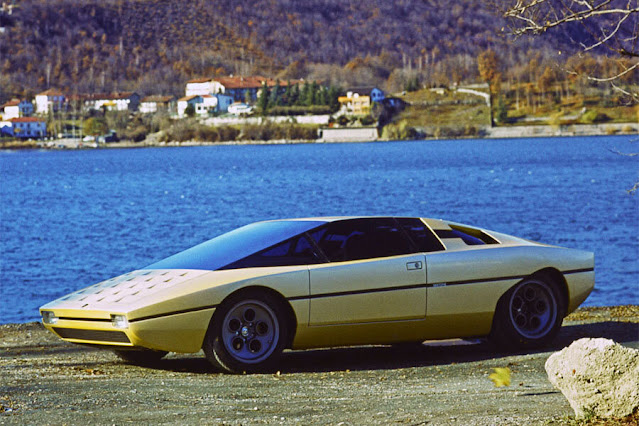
[307,218,427,326]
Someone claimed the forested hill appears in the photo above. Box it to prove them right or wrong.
[0,0,594,99]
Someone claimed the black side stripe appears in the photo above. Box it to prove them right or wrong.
[129,304,218,323]
[288,283,431,301]
[563,268,595,275]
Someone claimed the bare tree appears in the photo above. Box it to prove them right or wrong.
[496,0,639,99]
[495,1,638,194]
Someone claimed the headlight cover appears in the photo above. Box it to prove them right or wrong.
[111,314,129,329]
[42,311,59,325]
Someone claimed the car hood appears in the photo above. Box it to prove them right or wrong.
[40,269,209,314]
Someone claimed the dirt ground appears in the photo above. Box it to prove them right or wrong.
[1,306,638,425]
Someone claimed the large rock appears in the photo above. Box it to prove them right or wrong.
[545,338,639,419]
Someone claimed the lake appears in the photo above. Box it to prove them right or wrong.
[1,136,637,324]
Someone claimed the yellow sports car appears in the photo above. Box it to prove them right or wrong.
[40,217,594,373]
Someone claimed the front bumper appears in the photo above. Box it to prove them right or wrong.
[41,307,215,353]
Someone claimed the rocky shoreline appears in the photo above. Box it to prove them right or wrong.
[1,305,637,425]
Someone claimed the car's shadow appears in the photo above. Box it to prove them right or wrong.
[149,320,639,375]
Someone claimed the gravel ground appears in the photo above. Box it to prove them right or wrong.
[1,306,638,425]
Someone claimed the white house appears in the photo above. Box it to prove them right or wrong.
[9,117,47,138]
[200,95,218,113]
[1,99,20,120]
[177,95,221,117]
[185,78,217,97]
[88,92,140,112]
[35,89,65,114]
[139,95,176,114]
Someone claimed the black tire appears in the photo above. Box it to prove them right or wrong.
[203,290,289,374]
[489,276,564,350]
[113,349,168,365]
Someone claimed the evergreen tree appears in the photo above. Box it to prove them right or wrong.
[328,86,341,112]
[298,83,309,107]
[269,80,281,108]
[289,84,299,106]
[257,82,270,114]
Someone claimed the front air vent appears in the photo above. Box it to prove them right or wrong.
[53,328,130,343]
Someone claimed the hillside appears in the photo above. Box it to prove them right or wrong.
[0,0,603,100]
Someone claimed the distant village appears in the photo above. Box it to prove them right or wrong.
[0,75,389,141]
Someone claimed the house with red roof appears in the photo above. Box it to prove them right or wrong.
[1,99,33,120]
[6,117,46,138]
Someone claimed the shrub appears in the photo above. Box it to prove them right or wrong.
[581,110,610,124]
[381,120,415,140]
[359,115,376,126]
[125,125,148,142]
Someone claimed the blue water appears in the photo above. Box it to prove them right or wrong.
[1,136,638,324]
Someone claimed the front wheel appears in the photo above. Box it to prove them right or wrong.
[490,277,564,350]
[203,291,288,373]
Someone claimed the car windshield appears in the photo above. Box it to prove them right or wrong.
[144,220,325,271]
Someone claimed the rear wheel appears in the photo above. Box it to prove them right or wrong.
[113,349,168,365]
[490,276,564,349]
[203,291,288,373]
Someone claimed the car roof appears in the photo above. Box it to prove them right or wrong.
[261,216,424,223]
[260,216,450,229]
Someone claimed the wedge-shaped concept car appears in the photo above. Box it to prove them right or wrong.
[40,217,594,373]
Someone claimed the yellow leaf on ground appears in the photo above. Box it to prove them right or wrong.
[489,367,511,387]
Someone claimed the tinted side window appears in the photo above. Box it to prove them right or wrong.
[221,235,321,269]
[314,218,415,262]
[396,218,445,252]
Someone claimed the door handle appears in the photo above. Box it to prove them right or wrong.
[406,261,423,270]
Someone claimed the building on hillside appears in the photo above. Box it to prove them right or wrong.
[184,76,305,104]
[337,92,371,115]
[139,95,177,114]
[0,120,11,136]
[344,87,385,104]
[200,95,218,114]
[370,88,385,103]
[1,99,19,120]
[215,93,234,113]
[1,99,34,120]
[185,78,218,97]
[84,92,140,112]
[35,89,66,114]
[8,117,46,138]
[177,95,203,117]
[177,93,235,117]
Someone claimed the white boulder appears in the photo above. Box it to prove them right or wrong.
[545,338,639,419]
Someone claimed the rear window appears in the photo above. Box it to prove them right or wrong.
[435,224,499,246]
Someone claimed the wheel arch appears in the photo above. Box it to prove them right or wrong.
[207,285,298,350]
[489,266,568,348]
[529,267,569,317]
